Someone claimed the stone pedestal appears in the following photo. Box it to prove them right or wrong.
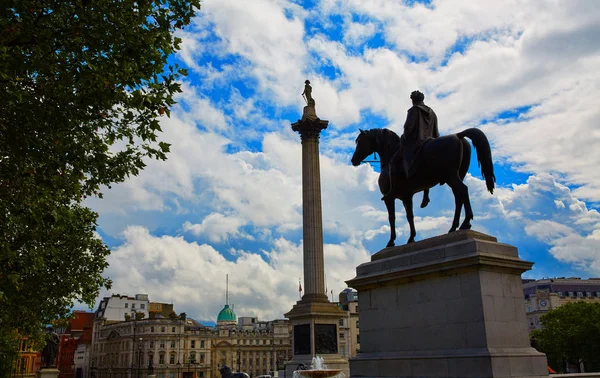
[286,104,349,377]
[36,368,60,378]
[346,230,548,378]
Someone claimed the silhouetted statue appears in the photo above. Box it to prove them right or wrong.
[42,326,60,368]
[220,364,250,378]
[382,90,439,203]
[302,80,315,107]
[351,126,495,246]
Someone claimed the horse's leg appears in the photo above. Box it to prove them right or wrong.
[384,198,396,247]
[459,183,474,230]
[402,195,416,243]
[447,176,464,233]
[420,188,430,208]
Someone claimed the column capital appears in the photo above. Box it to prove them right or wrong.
[291,118,328,141]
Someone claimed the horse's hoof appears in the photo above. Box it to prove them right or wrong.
[459,223,472,230]
[420,198,430,208]
[407,238,415,244]
[386,241,395,248]
[448,228,457,233]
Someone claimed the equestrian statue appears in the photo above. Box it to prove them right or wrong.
[351,90,495,247]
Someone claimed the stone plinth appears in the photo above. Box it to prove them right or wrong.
[36,368,60,378]
[346,230,548,378]
[285,299,349,378]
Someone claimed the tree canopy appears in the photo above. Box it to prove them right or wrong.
[0,0,200,372]
[532,301,600,373]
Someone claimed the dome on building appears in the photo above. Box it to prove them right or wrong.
[217,304,236,322]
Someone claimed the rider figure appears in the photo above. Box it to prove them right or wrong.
[382,90,439,202]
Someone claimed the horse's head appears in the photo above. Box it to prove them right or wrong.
[351,129,375,166]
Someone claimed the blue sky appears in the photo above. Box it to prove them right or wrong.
[87,0,600,324]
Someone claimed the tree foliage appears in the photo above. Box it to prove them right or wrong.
[0,0,200,371]
[532,301,600,373]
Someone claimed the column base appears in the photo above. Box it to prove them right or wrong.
[36,368,60,378]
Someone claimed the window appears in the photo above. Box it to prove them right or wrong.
[200,353,205,362]
[125,303,129,308]
[160,341,165,349]
[150,341,154,349]
[200,341,205,348]
[339,333,345,339]
[263,340,266,345]
[132,303,136,309]
[141,304,145,309]
[170,341,176,348]
[151,327,154,332]
[557,291,563,297]
[577,292,583,297]
[159,354,165,365]
[339,319,344,326]
[280,340,283,345]
[170,354,175,364]
[356,320,359,329]
[191,340,196,348]
[161,327,165,333]
[357,335,360,344]
[172,327,176,333]
[568,291,574,297]
[190,353,196,362]
[199,373,204,378]
[597,291,600,297]
[243,340,247,345]
[586,292,592,297]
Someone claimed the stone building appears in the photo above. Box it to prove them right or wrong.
[91,315,213,378]
[13,337,41,378]
[211,304,292,378]
[337,288,360,359]
[523,277,600,331]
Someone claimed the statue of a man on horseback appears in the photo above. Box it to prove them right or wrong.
[351,89,495,246]
[382,90,439,201]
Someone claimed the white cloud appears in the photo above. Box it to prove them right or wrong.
[101,226,369,322]
[183,213,252,243]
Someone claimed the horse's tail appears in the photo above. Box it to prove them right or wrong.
[457,128,496,194]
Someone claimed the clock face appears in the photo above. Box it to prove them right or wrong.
[540,300,547,307]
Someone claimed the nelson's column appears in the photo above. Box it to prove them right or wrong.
[285,80,349,376]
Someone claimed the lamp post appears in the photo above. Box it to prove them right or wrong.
[176,361,181,378]
[237,348,241,372]
[137,337,143,378]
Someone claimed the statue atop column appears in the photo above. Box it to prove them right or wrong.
[302,80,315,107]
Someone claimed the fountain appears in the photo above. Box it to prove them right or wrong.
[292,357,345,378]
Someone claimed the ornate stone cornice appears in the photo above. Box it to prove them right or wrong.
[291,118,329,141]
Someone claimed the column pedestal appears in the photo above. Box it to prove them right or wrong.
[36,368,60,378]
[346,230,548,378]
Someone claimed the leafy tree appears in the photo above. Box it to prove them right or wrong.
[532,301,600,373]
[0,0,200,372]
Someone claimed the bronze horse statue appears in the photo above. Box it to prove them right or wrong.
[351,128,495,246]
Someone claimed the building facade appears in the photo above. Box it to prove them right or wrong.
[523,277,600,332]
[211,305,292,378]
[337,289,360,359]
[13,337,41,378]
[91,316,212,378]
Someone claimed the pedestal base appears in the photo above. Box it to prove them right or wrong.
[36,368,60,378]
[346,230,548,378]
[285,300,350,377]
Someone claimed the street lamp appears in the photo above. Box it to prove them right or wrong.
[176,361,181,378]
[137,337,143,378]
